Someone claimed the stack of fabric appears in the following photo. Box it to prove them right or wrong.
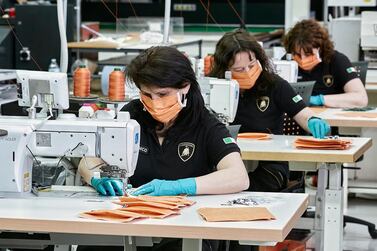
[294,137,352,150]
[80,195,195,222]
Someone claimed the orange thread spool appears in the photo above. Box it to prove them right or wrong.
[73,65,91,97]
[204,54,214,76]
[108,68,125,101]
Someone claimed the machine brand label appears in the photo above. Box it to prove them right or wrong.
[0,137,16,141]
[178,142,195,162]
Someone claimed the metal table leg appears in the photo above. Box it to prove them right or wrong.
[324,163,343,251]
[123,236,137,251]
[182,238,202,251]
[54,245,70,251]
[315,163,328,251]
[315,162,343,251]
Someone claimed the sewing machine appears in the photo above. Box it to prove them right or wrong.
[198,73,239,124]
[361,11,377,68]
[0,70,140,193]
[272,59,298,83]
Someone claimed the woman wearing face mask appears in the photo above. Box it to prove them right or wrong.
[79,46,249,198]
[209,29,330,193]
[284,19,368,108]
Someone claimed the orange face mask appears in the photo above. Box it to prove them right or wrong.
[140,92,186,124]
[231,60,263,90]
[293,52,322,71]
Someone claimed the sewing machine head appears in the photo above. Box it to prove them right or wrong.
[0,70,140,193]
[198,75,239,124]
[272,59,298,83]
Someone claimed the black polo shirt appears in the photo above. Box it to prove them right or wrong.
[122,99,240,188]
[298,50,358,96]
[232,76,306,135]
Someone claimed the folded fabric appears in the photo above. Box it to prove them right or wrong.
[118,206,179,218]
[237,132,271,140]
[336,112,377,118]
[294,137,351,150]
[113,200,180,210]
[119,195,195,207]
[80,209,143,222]
[80,195,195,223]
[197,207,276,222]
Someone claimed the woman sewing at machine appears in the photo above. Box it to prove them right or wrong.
[209,29,330,193]
[283,19,368,108]
[78,45,249,251]
[79,46,249,198]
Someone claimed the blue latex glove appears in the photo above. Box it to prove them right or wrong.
[91,177,124,196]
[132,178,197,196]
[309,95,325,106]
[308,117,330,139]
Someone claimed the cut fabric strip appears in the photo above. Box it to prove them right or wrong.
[237,132,271,140]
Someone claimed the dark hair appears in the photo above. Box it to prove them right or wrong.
[126,46,204,128]
[210,29,277,95]
[283,19,334,64]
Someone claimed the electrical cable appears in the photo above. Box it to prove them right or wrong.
[198,0,224,32]
[226,0,246,28]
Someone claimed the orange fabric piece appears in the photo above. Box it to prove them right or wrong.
[237,132,271,140]
[113,200,180,210]
[119,195,195,207]
[80,209,142,222]
[336,112,377,118]
[80,195,195,223]
[294,137,351,150]
[197,207,276,222]
[118,206,179,219]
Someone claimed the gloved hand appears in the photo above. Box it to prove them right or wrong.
[308,117,330,139]
[309,95,325,106]
[132,178,196,196]
[91,177,124,196]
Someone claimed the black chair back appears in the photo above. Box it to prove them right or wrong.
[289,81,316,106]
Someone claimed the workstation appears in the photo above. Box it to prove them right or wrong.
[0,0,377,251]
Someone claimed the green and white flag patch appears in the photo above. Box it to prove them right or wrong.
[346,67,357,73]
[292,94,303,103]
[223,137,236,144]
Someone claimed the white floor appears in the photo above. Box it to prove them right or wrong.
[343,197,377,251]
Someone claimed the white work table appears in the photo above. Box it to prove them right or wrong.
[314,107,377,128]
[68,37,203,58]
[237,135,372,251]
[238,134,371,163]
[313,107,377,198]
[0,192,308,251]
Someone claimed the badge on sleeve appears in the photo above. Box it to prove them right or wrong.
[346,67,357,73]
[223,137,236,144]
[323,75,334,87]
[178,142,195,162]
[256,96,270,112]
[292,94,303,103]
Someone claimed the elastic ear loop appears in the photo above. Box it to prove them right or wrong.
[177,92,187,107]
